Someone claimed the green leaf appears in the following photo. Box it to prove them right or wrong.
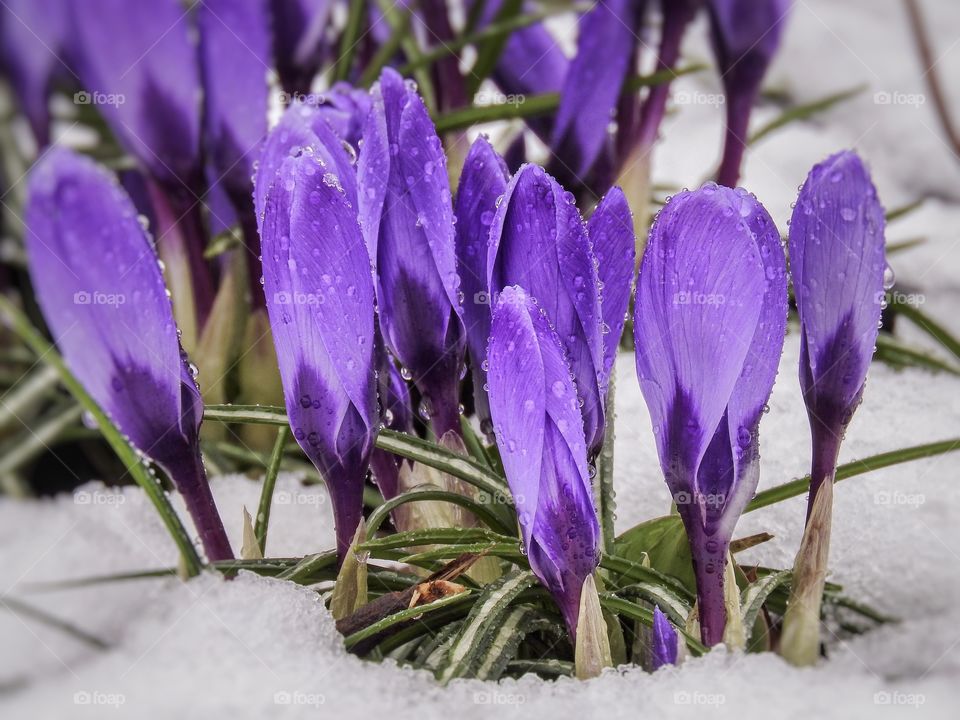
[0,402,83,478]
[875,334,960,375]
[739,570,791,638]
[436,570,537,682]
[0,363,60,434]
[433,65,704,133]
[464,0,522,96]
[1,595,110,650]
[885,198,925,223]
[359,9,413,86]
[888,295,960,363]
[594,371,618,554]
[746,437,960,512]
[749,85,866,145]
[332,0,365,82]
[599,594,706,656]
[613,515,696,593]
[365,485,514,536]
[276,551,338,583]
[255,426,289,555]
[0,297,203,576]
[613,582,692,627]
[343,591,474,651]
[360,526,516,552]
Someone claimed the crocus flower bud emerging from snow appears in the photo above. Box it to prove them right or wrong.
[358,68,466,438]
[708,0,790,187]
[258,143,378,562]
[651,605,680,670]
[486,286,600,638]
[633,182,787,645]
[25,148,233,561]
[781,150,886,666]
[454,135,510,432]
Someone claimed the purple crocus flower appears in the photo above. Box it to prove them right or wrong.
[0,0,72,146]
[258,143,378,563]
[24,148,233,561]
[789,151,886,515]
[633,182,787,645]
[71,0,212,345]
[370,336,415,501]
[487,164,605,453]
[455,136,509,432]
[311,82,372,150]
[358,68,466,438]
[708,0,790,187]
[487,286,600,638]
[651,605,680,669]
[550,0,644,184]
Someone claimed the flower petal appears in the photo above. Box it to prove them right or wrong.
[455,136,509,427]
[789,150,885,432]
[487,286,599,634]
[72,0,201,186]
[651,605,679,669]
[551,0,643,179]
[260,150,378,558]
[588,186,636,392]
[489,164,605,452]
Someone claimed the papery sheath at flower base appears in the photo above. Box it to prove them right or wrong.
[633,182,787,646]
[781,150,886,666]
[259,147,378,564]
[488,164,606,454]
[455,135,509,433]
[708,0,790,187]
[71,0,212,350]
[486,286,601,640]
[358,68,466,439]
[25,148,233,561]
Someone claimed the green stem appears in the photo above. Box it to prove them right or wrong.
[255,425,289,555]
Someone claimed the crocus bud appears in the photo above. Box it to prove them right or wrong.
[358,68,466,439]
[651,605,680,670]
[25,148,233,561]
[708,0,790,186]
[781,150,885,665]
[550,0,643,184]
[258,144,378,563]
[455,136,509,432]
[0,0,71,146]
[487,286,601,638]
[72,0,211,347]
[488,165,606,454]
[633,182,787,645]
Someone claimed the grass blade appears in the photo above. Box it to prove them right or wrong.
[255,425,289,555]
[749,85,866,145]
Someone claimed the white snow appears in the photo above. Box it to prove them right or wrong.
[3,0,960,717]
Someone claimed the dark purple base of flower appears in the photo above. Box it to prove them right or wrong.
[687,525,730,646]
[162,451,234,563]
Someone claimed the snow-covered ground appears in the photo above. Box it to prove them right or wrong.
[3,0,960,717]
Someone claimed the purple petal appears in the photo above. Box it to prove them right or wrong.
[551,0,643,179]
[25,148,231,561]
[260,151,378,560]
[311,82,372,149]
[455,136,509,430]
[270,0,334,93]
[588,186,636,392]
[72,0,201,187]
[358,68,465,438]
[488,164,605,453]
[789,151,885,489]
[370,336,414,501]
[708,0,790,186]
[487,286,599,637]
[651,605,679,669]
[198,0,272,200]
[0,0,72,145]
